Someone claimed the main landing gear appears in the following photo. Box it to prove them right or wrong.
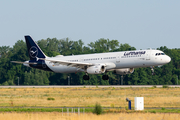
[83,73,90,80]
[83,73,109,80]
[102,75,109,80]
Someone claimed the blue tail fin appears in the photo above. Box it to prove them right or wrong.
[25,35,47,61]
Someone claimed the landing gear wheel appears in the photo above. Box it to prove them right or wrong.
[83,75,90,80]
[152,72,156,75]
[102,75,109,80]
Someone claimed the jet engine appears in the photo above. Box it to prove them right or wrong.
[114,68,134,75]
[87,64,106,74]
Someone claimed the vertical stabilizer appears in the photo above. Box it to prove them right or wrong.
[25,35,47,61]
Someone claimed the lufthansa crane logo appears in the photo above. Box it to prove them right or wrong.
[29,46,38,58]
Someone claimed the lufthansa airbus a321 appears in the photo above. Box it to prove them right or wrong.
[12,36,171,80]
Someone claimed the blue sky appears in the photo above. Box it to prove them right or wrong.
[0,0,180,50]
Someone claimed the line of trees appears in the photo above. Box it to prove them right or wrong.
[0,37,179,85]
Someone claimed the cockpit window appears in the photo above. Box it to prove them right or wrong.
[155,53,165,56]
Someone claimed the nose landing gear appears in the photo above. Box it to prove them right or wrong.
[150,66,155,75]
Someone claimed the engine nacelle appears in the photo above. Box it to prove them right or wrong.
[114,68,134,75]
[87,64,106,74]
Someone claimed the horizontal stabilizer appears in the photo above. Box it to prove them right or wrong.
[11,61,37,65]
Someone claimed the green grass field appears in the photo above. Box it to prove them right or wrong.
[0,87,179,108]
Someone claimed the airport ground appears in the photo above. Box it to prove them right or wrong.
[0,86,180,120]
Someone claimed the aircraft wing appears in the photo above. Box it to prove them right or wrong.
[39,58,93,69]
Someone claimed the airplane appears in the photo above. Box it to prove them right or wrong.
[11,35,171,80]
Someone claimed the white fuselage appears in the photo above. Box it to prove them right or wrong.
[42,49,171,73]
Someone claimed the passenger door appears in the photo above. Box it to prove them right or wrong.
[116,55,120,63]
[146,50,151,60]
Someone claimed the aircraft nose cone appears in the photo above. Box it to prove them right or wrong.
[166,56,171,63]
